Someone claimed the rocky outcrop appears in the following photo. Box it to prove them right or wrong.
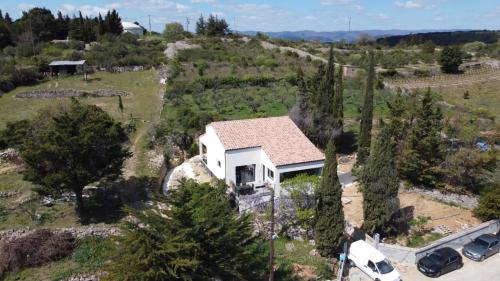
[66,272,107,281]
[404,186,479,209]
[164,41,201,59]
[15,89,131,99]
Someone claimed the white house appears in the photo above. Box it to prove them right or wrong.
[122,22,144,37]
[199,116,325,194]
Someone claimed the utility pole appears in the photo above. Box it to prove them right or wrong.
[348,16,352,46]
[268,186,275,281]
[148,15,152,36]
[186,17,190,32]
[233,16,237,34]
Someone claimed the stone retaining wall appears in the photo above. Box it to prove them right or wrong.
[16,89,130,99]
[365,219,500,265]
[0,225,120,243]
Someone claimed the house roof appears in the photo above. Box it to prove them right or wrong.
[122,21,142,30]
[49,60,86,66]
[208,116,325,166]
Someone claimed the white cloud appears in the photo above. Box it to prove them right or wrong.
[320,0,354,5]
[303,15,318,21]
[395,1,423,9]
[320,0,364,11]
[57,3,123,16]
[191,0,215,3]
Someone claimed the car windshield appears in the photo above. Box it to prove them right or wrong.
[428,253,445,264]
[376,259,395,274]
[474,238,490,248]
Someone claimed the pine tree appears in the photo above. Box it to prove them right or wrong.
[4,13,12,24]
[357,51,375,165]
[314,140,345,256]
[97,14,105,35]
[362,124,401,236]
[399,88,444,187]
[105,180,267,280]
[196,14,206,35]
[0,10,3,21]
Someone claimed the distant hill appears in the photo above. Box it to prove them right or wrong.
[376,30,500,46]
[239,29,463,43]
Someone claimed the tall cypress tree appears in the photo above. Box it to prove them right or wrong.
[320,45,336,115]
[362,124,401,236]
[314,140,345,256]
[357,51,375,165]
[333,65,344,141]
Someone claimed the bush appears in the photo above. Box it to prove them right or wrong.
[0,229,75,277]
[474,185,500,221]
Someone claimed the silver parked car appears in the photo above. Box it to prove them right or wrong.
[462,234,500,261]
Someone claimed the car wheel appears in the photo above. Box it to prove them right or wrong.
[375,279,380,281]
[456,262,463,269]
[435,271,441,278]
[480,255,485,262]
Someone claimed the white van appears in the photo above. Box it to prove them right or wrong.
[348,240,401,281]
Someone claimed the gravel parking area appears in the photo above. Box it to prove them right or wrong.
[348,252,500,281]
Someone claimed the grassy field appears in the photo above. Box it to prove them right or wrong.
[0,70,163,232]
[436,80,499,121]
[0,70,163,177]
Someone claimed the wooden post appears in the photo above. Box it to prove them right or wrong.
[268,186,275,281]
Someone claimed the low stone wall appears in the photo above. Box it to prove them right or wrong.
[415,220,500,261]
[0,225,120,243]
[16,89,130,99]
[365,219,500,265]
[403,186,479,209]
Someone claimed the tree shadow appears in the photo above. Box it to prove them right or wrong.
[84,77,102,83]
[79,176,158,225]
[338,131,358,154]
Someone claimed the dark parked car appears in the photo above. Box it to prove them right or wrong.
[462,234,500,261]
[417,247,463,277]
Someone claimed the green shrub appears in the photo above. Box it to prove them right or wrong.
[474,185,500,221]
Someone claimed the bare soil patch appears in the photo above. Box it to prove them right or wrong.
[342,184,481,233]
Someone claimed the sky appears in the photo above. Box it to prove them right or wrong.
[2,0,500,32]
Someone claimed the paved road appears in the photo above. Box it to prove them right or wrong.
[348,252,500,281]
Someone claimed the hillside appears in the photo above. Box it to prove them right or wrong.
[240,29,464,43]
[377,30,500,46]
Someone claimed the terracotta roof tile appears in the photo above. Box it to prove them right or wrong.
[209,116,325,166]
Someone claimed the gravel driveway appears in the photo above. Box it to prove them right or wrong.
[348,252,500,281]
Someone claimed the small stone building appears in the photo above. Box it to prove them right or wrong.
[49,60,86,76]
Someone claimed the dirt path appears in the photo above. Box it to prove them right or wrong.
[123,87,165,178]
[260,41,327,63]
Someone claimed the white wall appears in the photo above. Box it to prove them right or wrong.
[199,126,225,179]
[199,125,324,195]
[226,147,262,186]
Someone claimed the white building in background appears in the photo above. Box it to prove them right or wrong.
[199,116,325,194]
[122,22,144,37]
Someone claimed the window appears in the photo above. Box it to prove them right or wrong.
[448,255,457,264]
[217,160,221,167]
[262,165,266,181]
[367,261,378,273]
[267,168,274,180]
[236,164,256,185]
